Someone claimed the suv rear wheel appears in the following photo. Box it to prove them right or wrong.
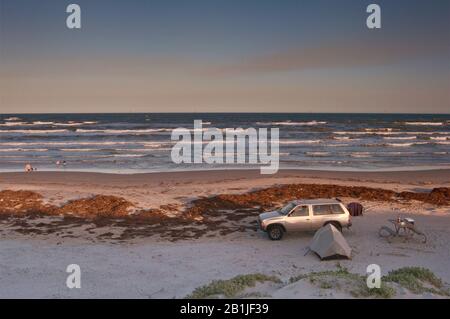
[325,221,342,232]
[267,225,284,240]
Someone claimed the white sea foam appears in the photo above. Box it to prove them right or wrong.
[334,136,351,140]
[60,148,100,152]
[385,142,428,147]
[0,122,29,126]
[364,128,396,131]
[53,121,98,126]
[333,131,385,135]
[350,152,372,158]
[404,122,443,126]
[0,148,48,152]
[406,132,449,135]
[326,144,350,147]
[76,128,171,134]
[113,148,163,152]
[333,136,361,141]
[0,141,166,147]
[334,131,448,136]
[0,121,98,127]
[430,136,449,140]
[203,152,289,158]
[280,140,321,144]
[383,136,417,140]
[0,129,68,134]
[256,120,327,126]
[33,121,55,125]
[386,143,413,147]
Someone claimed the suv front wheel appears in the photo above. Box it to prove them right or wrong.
[267,225,284,240]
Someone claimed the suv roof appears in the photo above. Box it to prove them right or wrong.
[291,199,341,205]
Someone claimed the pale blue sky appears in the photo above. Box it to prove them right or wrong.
[1,0,449,113]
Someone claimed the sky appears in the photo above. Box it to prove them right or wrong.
[0,0,449,113]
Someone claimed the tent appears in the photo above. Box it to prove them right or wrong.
[309,224,352,260]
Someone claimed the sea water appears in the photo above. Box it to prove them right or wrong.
[0,113,448,173]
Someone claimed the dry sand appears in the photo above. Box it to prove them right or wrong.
[0,169,449,298]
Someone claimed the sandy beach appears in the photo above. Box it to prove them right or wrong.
[0,169,449,298]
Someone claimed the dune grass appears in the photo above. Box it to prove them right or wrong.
[289,265,395,298]
[187,266,448,299]
[186,273,281,299]
[383,267,450,296]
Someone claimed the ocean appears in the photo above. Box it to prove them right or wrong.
[0,113,449,173]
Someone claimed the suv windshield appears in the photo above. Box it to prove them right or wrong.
[280,202,296,215]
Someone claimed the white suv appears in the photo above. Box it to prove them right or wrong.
[258,199,352,240]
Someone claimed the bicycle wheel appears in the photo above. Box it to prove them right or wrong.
[379,226,395,238]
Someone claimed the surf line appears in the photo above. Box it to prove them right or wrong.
[170,120,279,174]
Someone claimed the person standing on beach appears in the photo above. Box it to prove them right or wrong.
[56,160,67,168]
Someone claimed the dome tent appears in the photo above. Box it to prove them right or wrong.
[309,224,352,260]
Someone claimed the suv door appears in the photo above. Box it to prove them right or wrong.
[285,205,311,231]
[311,204,334,230]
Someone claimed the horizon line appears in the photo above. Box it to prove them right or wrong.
[1,112,449,115]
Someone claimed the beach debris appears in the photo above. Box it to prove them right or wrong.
[186,185,449,220]
[308,224,352,260]
[0,191,133,219]
[399,187,450,206]
[0,190,54,216]
[57,195,134,218]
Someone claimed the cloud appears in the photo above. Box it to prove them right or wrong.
[206,39,450,75]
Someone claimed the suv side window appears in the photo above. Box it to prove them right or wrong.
[312,204,333,216]
[289,205,309,217]
[330,204,345,214]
